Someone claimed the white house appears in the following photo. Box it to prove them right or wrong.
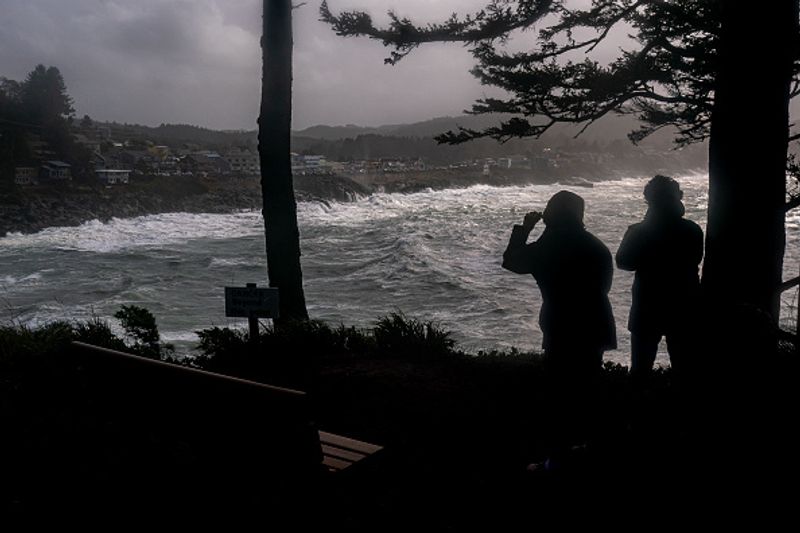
[41,161,72,181]
[96,168,131,185]
[14,166,39,186]
[292,154,330,175]
[226,149,260,176]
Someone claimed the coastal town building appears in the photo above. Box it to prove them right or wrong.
[96,169,131,185]
[119,150,156,174]
[292,153,331,175]
[14,166,39,186]
[328,161,347,174]
[226,149,260,176]
[377,158,426,173]
[41,161,72,181]
[149,145,170,160]
[156,156,180,176]
[497,155,531,169]
[181,152,231,176]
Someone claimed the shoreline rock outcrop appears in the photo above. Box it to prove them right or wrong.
[0,174,371,237]
[1,161,703,237]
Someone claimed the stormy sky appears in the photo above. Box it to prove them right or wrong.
[0,0,615,130]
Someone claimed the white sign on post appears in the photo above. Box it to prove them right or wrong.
[225,284,280,319]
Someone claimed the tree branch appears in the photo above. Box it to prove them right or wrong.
[320,0,557,64]
[320,0,739,148]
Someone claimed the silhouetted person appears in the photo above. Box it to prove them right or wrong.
[503,190,616,470]
[616,175,703,382]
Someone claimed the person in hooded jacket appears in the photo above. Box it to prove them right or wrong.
[503,190,616,471]
[616,175,704,382]
[503,190,617,369]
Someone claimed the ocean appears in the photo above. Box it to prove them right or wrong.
[2,174,798,366]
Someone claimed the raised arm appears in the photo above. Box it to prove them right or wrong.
[502,211,542,274]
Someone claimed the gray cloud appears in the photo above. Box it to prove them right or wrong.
[0,0,625,130]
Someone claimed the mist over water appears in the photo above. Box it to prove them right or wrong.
[2,174,799,365]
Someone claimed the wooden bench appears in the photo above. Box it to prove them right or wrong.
[68,341,383,515]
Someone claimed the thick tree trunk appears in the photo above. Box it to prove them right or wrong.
[702,0,797,322]
[699,3,800,497]
[259,0,309,322]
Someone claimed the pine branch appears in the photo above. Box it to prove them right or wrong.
[320,0,556,65]
[435,116,556,144]
[535,0,649,60]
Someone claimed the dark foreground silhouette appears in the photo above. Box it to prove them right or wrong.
[617,175,704,381]
[502,190,616,469]
[1,316,797,527]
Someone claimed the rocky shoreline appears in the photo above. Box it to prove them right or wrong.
[0,174,371,237]
[0,162,703,237]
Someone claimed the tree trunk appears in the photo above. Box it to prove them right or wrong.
[702,0,797,322]
[699,3,800,495]
[259,0,309,322]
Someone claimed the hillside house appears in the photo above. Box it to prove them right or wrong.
[181,152,231,176]
[96,169,131,185]
[292,154,331,175]
[41,161,72,181]
[119,150,156,173]
[14,166,39,186]
[226,149,260,176]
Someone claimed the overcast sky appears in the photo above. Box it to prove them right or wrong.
[1,0,616,130]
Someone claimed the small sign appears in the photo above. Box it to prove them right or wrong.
[225,284,280,319]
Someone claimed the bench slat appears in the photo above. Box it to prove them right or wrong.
[321,443,367,463]
[322,455,353,472]
[319,431,383,455]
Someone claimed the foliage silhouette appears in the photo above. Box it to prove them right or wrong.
[114,305,175,360]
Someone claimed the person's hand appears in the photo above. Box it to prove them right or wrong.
[522,211,542,231]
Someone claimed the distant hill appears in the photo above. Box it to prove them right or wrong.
[95,113,693,163]
[96,122,257,150]
[293,116,508,140]
[293,124,381,140]
[294,113,680,148]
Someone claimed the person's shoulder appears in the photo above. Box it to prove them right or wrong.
[679,218,703,234]
[584,229,612,255]
[624,220,646,234]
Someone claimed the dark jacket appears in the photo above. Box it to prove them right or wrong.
[616,211,703,333]
[502,223,617,354]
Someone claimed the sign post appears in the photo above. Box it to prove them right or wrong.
[224,283,280,343]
